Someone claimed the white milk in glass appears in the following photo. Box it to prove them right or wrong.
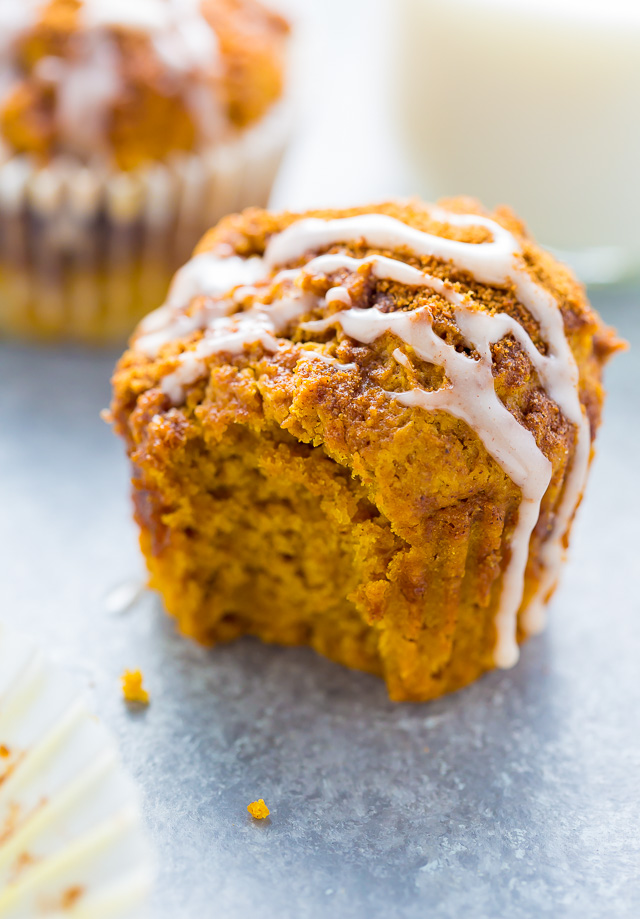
[396,0,640,282]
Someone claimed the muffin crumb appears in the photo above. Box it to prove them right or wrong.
[60,886,84,910]
[121,670,150,706]
[247,799,270,820]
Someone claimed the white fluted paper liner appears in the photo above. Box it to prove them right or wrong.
[0,623,153,918]
[0,100,291,343]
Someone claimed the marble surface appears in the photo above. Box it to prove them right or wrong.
[1,1,640,916]
[1,287,638,919]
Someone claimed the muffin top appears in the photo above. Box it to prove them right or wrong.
[112,198,620,667]
[0,0,289,169]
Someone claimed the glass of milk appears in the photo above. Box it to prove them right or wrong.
[395,0,640,283]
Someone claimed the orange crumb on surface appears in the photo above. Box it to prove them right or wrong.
[0,802,21,845]
[0,745,10,758]
[15,851,36,870]
[121,670,150,705]
[11,851,37,882]
[247,799,270,820]
[60,885,84,909]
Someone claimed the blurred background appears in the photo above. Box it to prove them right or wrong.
[278,0,640,284]
[272,0,408,209]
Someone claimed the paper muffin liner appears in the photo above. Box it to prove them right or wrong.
[0,101,290,344]
[0,623,153,918]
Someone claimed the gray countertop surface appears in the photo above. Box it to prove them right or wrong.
[1,289,638,919]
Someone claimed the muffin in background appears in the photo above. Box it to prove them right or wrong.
[0,0,290,343]
[110,197,622,702]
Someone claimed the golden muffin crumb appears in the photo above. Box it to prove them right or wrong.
[121,669,150,705]
[247,799,270,819]
[11,851,37,882]
[59,885,85,910]
[0,745,10,759]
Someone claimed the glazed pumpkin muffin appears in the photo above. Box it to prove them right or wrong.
[0,0,290,343]
[110,198,620,701]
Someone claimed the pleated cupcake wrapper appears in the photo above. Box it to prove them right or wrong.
[0,623,153,918]
[0,101,290,343]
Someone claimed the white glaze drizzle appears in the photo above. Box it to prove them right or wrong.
[81,0,219,74]
[54,36,122,157]
[136,254,265,356]
[83,0,171,31]
[296,351,357,371]
[264,212,518,285]
[83,0,223,143]
[325,286,352,306]
[392,347,412,371]
[133,208,590,668]
[161,311,279,404]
